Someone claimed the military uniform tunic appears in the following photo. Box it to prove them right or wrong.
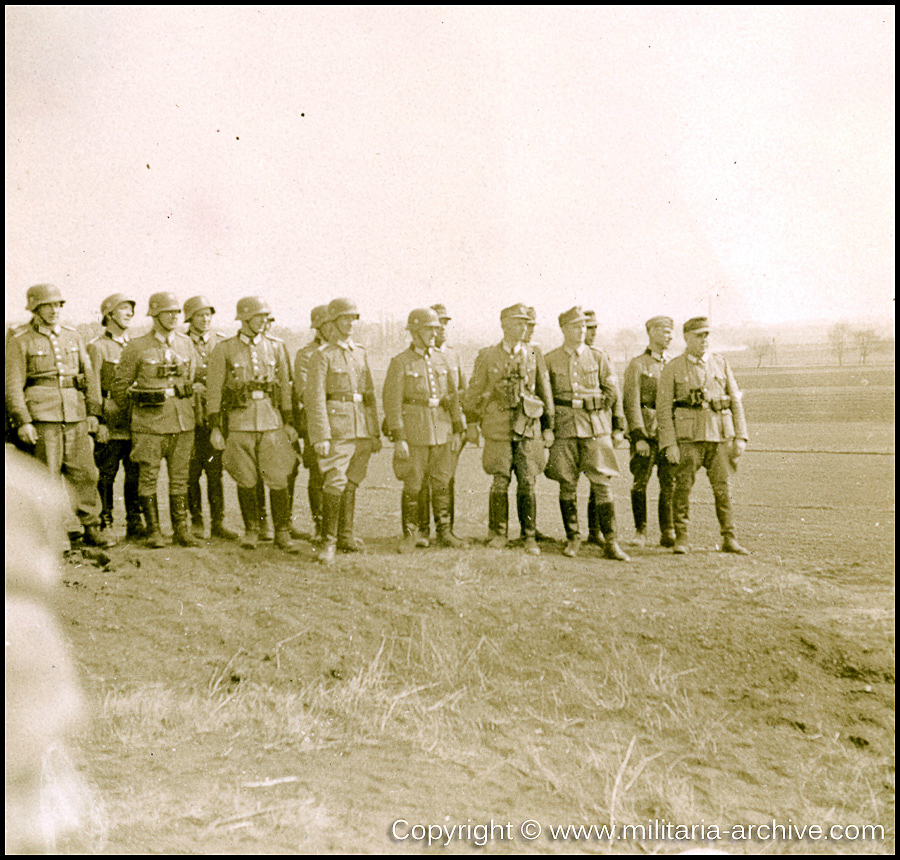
[305,338,380,493]
[205,332,295,490]
[382,345,464,492]
[5,320,102,525]
[113,329,198,496]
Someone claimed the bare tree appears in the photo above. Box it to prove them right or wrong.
[750,338,772,368]
[828,322,852,366]
[613,328,641,363]
[853,328,879,366]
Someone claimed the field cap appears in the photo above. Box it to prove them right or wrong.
[646,315,674,332]
[583,309,598,327]
[500,303,531,321]
[558,306,588,328]
[683,316,711,335]
[430,303,450,321]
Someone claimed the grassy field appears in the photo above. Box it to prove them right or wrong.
[40,398,893,855]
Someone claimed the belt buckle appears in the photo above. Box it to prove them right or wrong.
[571,397,583,409]
[164,387,176,397]
[701,401,710,410]
[428,397,440,408]
[251,390,266,400]
[352,393,363,403]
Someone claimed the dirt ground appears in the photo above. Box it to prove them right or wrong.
[44,414,894,855]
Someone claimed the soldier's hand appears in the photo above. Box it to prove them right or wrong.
[17,423,38,446]
[449,433,462,454]
[314,440,331,459]
[283,425,299,445]
[466,424,480,446]
[395,440,410,459]
[635,439,651,457]
[96,424,110,445]
[612,429,626,448]
[210,428,226,450]
[86,416,100,435]
[371,436,383,454]
[731,439,746,459]
[542,428,555,448]
[664,445,681,464]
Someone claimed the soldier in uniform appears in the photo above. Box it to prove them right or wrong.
[583,309,628,546]
[383,308,465,552]
[305,297,382,565]
[545,307,630,560]
[183,296,238,541]
[416,303,467,545]
[205,297,299,552]
[87,293,146,539]
[463,303,554,555]
[293,305,331,542]
[5,284,112,547]
[113,292,199,548]
[657,317,749,555]
[622,315,676,547]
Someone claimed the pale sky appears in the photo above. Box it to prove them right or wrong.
[5,6,895,330]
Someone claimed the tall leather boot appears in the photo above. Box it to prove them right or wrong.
[598,502,630,561]
[318,491,342,565]
[139,495,167,548]
[337,482,363,552]
[237,485,260,549]
[171,495,202,547]
[417,482,432,547]
[287,463,305,539]
[257,480,273,541]
[487,489,508,549]
[187,480,204,537]
[308,467,324,543]
[270,487,299,553]
[559,497,581,558]
[448,476,456,531]
[124,471,147,539]
[208,477,238,540]
[434,483,464,548]
[714,486,749,554]
[98,474,115,530]
[630,488,647,546]
[517,491,540,555]
[586,492,603,545]
[399,489,419,553]
[658,484,676,548]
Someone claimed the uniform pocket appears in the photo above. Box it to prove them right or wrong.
[27,350,56,374]
[674,414,694,439]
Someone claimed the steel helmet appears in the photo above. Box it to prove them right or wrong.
[100,293,136,320]
[183,295,215,321]
[147,292,182,317]
[327,297,359,322]
[26,283,65,312]
[235,296,272,321]
[407,308,441,331]
[310,305,330,330]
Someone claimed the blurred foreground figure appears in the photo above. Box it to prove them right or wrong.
[5,448,90,852]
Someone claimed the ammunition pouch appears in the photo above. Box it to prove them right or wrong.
[175,381,194,399]
[131,389,168,407]
[709,396,732,412]
[155,362,184,378]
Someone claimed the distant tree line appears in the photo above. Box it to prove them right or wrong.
[829,322,882,366]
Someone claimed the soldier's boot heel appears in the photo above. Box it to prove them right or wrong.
[171,496,202,547]
[236,486,260,549]
[399,490,420,553]
[518,492,540,556]
[270,489,300,554]
[337,483,364,552]
[487,490,509,549]
[318,492,342,565]
[435,485,465,548]
[586,492,603,546]
[139,496,168,548]
[559,498,581,558]
[599,502,630,562]
[84,523,116,548]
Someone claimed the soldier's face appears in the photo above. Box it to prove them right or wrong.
[35,302,63,326]
[501,318,528,344]
[524,322,535,343]
[413,325,438,350]
[685,330,709,358]
[190,309,213,333]
[156,310,180,332]
[334,314,356,339]
[648,324,673,352]
[562,321,586,348]
[247,313,269,336]
[585,325,597,346]
[434,320,448,348]
[110,303,134,329]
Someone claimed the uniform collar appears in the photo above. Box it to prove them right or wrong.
[687,352,707,366]
[153,330,175,347]
[411,344,431,358]
[33,321,61,337]
[646,347,666,362]
[501,339,523,357]
[334,337,355,352]
[563,343,586,357]
[105,329,130,345]
[190,330,211,344]
[239,332,262,346]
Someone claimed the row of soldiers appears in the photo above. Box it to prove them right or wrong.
[5,283,749,563]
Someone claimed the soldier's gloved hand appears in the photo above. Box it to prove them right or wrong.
[612,429,626,448]
[371,436,383,454]
[193,382,207,395]
[635,439,651,457]
[210,428,226,450]
[731,439,746,459]
[395,440,410,459]
[96,424,110,445]
[283,425,299,445]
[449,433,462,454]
[17,423,38,446]
[466,424,480,446]
[664,445,681,464]
[86,416,100,435]
[314,440,331,459]
[542,428,555,448]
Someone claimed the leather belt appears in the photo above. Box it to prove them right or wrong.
[250,390,267,400]
[404,397,441,408]
[328,393,364,403]
[554,397,586,409]
[26,377,78,389]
